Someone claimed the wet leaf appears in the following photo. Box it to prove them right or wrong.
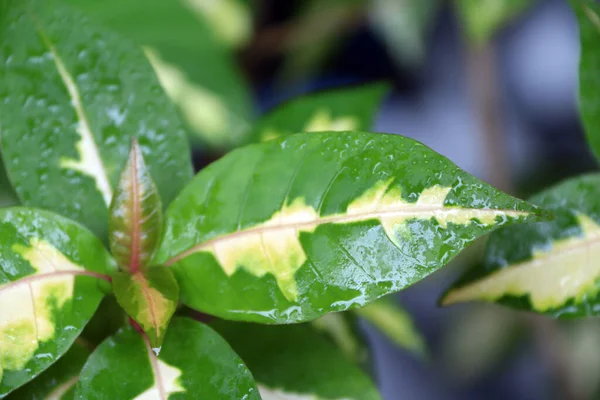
[7,341,91,400]
[75,318,259,400]
[0,208,115,396]
[109,140,162,273]
[572,0,600,163]
[251,83,389,143]
[442,174,600,317]
[155,131,548,323]
[213,321,382,400]
[66,0,253,149]
[112,267,179,349]
[0,0,193,241]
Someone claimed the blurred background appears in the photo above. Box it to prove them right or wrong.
[3,0,599,398]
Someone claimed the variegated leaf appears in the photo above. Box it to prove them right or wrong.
[155,131,548,324]
[75,318,259,400]
[213,321,382,400]
[572,0,600,163]
[109,140,162,273]
[442,174,600,317]
[0,208,115,397]
[354,295,426,357]
[0,0,193,241]
[65,0,253,149]
[7,341,91,400]
[112,267,178,349]
[250,83,389,143]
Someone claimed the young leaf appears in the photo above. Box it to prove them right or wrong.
[155,131,548,324]
[75,318,260,400]
[112,267,179,349]
[354,296,426,357]
[572,0,600,163]
[7,341,91,400]
[109,140,162,273]
[456,0,534,46]
[213,321,382,400]
[65,0,253,149]
[442,174,600,317]
[250,83,389,143]
[0,0,193,241]
[0,208,115,397]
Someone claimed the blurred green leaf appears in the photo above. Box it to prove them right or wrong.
[354,295,427,358]
[67,0,254,149]
[571,0,600,163]
[213,321,382,399]
[0,156,17,207]
[312,312,370,365]
[369,0,439,68]
[250,83,390,143]
[456,0,535,45]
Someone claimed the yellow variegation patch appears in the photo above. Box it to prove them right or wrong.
[170,179,528,302]
[132,273,173,341]
[443,214,600,310]
[258,385,350,400]
[184,0,251,48]
[136,352,185,399]
[303,109,358,132]
[312,313,364,362]
[0,239,83,378]
[37,29,112,205]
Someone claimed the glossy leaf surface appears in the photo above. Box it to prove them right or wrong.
[76,318,259,400]
[354,295,426,357]
[250,83,389,143]
[0,0,193,240]
[0,208,114,397]
[213,321,382,400]
[156,131,547,323]
[456,0,534,45]
[443,174,600,317]
[112,267,179,349]
[66,0,253,149]
[572,0,600,163]
[7,341,91,400]
[109,140,162,273]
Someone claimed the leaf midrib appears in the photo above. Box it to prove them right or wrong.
[0,270,110,293]
[165,205,529,265]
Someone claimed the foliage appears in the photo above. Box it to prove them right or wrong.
[0,0,593,398]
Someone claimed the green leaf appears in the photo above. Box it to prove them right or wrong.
[354,295,426,357]
[109,140,162,273]
[155,131,548,324]
[456,0,535,45]
[75,318,260,400]
[442,173,600,317]
[112,267,179,349]
[213,321,382,400]
[0,0,193,241]
[0,156,18,208]
[250,83,389,143]
[572,0,600,163]
[312,312,369,365]
[0,208,115,397]
[65,0,253,149]
[369,0,438,68]
[7,341,91,400]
